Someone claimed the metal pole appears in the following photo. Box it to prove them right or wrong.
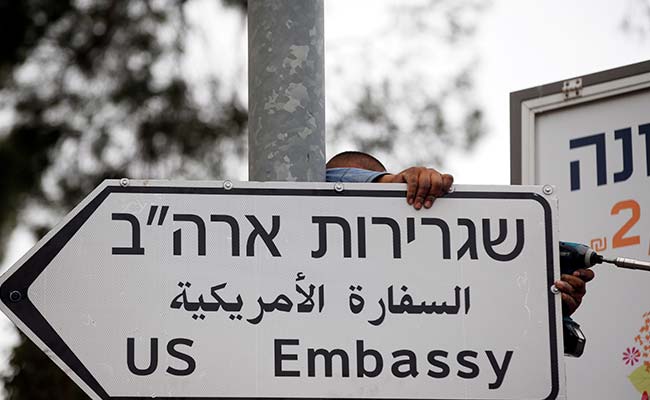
[248,0,325,182]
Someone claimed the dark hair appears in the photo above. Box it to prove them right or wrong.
[326,151,386,172]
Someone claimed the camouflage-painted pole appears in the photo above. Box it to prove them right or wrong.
[248,0,325,182]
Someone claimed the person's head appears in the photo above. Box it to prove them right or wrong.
[326,151,386,172]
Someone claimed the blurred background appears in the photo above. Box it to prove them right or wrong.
[0,0,648,398]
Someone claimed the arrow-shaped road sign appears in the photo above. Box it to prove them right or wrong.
[0,180,564,399]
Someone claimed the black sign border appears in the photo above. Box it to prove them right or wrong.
[0,185,559,400]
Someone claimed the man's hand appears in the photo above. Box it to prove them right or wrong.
[555,269,596,316]
[377,167,454,210]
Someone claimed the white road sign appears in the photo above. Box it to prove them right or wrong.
[0,180,563,399]
[511,60,650,400]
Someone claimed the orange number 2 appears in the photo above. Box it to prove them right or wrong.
[611,199,641,248]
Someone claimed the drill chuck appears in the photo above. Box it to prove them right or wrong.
[602,257,650,271]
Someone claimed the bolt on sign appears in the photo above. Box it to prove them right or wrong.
[0,180,564,399]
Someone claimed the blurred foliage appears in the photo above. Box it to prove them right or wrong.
[327,0,489,168]
[0,0,247,262]
[3,334,88,399]
[0,0,245,398]
[621,0,650,39]
[0,0,487,398]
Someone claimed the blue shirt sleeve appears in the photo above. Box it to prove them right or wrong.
[326,168,389,183]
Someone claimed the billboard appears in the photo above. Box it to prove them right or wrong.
[511,60,650,399]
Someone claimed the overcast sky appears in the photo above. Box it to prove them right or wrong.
[448,0,649,184]
[0,0,648,391]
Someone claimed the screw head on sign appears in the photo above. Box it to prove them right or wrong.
[542,185,553,195]
[9,291,21,302]
[550,285,560,295]
[447,185,455,193]
[223,180,233,190]
[120,178,129,187]
[334,182,344,192]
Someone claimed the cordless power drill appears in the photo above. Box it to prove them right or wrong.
[558,241,650,357]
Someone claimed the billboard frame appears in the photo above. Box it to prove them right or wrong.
[510,60,650,185]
